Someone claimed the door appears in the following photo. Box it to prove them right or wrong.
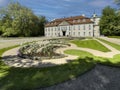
[62,31,66,36]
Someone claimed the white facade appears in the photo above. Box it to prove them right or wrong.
[91,14,100,37]
[45,14,100,37]
[45,23,94,37]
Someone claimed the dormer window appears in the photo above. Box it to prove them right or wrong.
[78,19,80,22]
[73,20,76,23]
[83,19,86,22]
[51,23,54,25]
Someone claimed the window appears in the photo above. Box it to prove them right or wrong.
[58,27,60,30]
[64,26,67,30]
[68,26,69,30]
[78,19,80,22]
[83,25,85,30]
[69,32,71,35]
[84,32,85,36]
[78,32,80,36]
[89,32,91,36]
[69,26,71,30]
[73,20,76,23]
[83,19,86,22]
[89,25,91,30]
[78,25,80,30]
[51,27,53,32]
[73,26,75,30]
[73,32,75,35]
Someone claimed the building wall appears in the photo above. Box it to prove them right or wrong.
[91,17,100,37]
[45,23,94,37]
[45,14,101,37]
[94,25,100,37]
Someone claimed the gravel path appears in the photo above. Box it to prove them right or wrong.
[2,38,120,67]
[0,37,41,49]
[100,37,120,45]
[38,64,120,90]
[0,37,61,49]
[2,47,78,67]
[56,39,120,58]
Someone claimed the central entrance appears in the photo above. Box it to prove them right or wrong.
[62,31,66,36]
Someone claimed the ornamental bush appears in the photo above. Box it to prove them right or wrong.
[18,39,69,60]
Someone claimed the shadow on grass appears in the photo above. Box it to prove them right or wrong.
[1,54,120,90]
[2,55,59,68]
[0,57,95,90]
[97,59,120,67]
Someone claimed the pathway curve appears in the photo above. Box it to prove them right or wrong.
[56,38,120,58]
[2,38,120,67]
[2,46,79,67]
[100,37,120,45]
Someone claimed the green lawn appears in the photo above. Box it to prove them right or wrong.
[0,46,95,90]
[108,36,120,39]
[1,39,120,90]
[97,38,120,51]
[64,49,120,67]
[71,39,110,52]
[64,49,93,58]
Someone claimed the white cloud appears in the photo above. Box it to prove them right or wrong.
[89,0,113,8]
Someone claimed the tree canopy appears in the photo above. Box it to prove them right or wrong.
[0,2,47,37]
[99,6,120,36]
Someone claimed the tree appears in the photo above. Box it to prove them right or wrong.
[99,6,116,36]
[37,16,48,36]
[0,2,47,37]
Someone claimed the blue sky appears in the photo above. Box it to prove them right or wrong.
[0,0,118,20]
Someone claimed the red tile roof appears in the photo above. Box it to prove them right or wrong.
[45,15,94,27]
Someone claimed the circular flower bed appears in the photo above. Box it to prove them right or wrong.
[18,39,70,60]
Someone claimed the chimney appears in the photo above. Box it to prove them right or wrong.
[82,14,85,17]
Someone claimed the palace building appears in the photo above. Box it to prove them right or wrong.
[45,14,100,37]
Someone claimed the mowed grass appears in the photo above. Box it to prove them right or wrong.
[108,36,120,39]
[97,38,120,51]
[0,46,95,90]
[64,49,120,67]
[1,38,120,90]
[64,49,93,58]
[71,39,110,52]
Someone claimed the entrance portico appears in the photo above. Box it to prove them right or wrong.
[59,21,70,37]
